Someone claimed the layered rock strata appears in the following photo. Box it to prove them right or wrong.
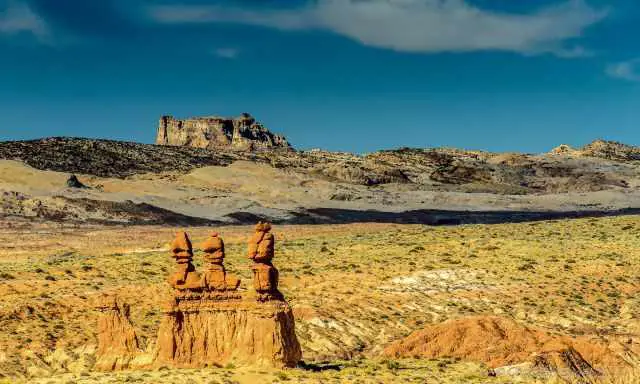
[156,113,291,151]
[156,295,300,368]
[94,294,140,371]
[95,226,301,371]
[248,222,284,302]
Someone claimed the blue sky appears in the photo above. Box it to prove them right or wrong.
[0,0,638,153]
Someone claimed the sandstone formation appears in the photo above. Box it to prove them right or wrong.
[248,222,284,302]
[167,232,201,290]
[95,226,302,371]
[201,232,241,291]
[383,316,626,380]
[156,228,301,368]
[94,294,140,371]
[165,231,241,295]
[156,113,291,151]
[156,298,301,368]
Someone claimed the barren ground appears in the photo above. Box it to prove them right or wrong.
[0,216,639,383]
[2,159,640,227]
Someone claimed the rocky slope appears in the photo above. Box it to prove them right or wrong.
[383,315,622,380]
[0,137,639,225]
[0,137,240,178]
[2,137,638,191]
[157,113,291,151]
[550,139,640,161]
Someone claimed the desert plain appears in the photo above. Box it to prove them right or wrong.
[0,215,639,383]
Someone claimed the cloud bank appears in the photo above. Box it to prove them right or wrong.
[148,0,608,56]
[0,1,48,40]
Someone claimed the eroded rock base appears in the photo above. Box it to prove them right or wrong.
[95,229,302,372]
[156,297,301,368]
[94,295,140,371]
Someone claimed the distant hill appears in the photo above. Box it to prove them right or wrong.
[0,137,637,193]
[0,137,239,178]
[0,137,640,194]
[549,139,640,161]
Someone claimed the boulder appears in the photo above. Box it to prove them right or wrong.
[66,175,87,189]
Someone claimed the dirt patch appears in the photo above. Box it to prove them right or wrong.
[379,269,495,294]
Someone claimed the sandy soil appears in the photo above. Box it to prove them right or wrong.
[2,160,640,226]
[0,216,639,382]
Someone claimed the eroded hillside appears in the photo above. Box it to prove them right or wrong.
[1,138,640,225]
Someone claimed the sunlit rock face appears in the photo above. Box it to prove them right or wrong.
[156,113,292,151]
[95,227,302,371]
[94,294,140,371]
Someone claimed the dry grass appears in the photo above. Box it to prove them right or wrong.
[595,368,640,384]
[0,216,639,382]
[549,368,640,384]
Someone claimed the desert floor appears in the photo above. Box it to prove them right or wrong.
[1,216,639,383]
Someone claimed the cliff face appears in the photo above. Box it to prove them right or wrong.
[156,113,291,151]
[94,294,140,371]
[156,295,301,368]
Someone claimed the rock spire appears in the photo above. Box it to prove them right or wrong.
[95,224,302,370]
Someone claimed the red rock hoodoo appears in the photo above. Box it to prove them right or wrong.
[94,294,140,371]
[167,231,201,290]
[248,222,284,302]
[96,225,301,370]
[156,229,301,368]
[201,232,241,292]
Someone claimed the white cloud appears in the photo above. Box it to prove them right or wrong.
[606,59,640,82]
[552,45,594,59]
[213,47,239,59]
[148,0,608,56]
[0,1,49,41]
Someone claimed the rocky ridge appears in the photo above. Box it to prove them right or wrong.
[0,137,240,178]
[1,137,640,226]
[550,139,640,161]
[1,137,638,193]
